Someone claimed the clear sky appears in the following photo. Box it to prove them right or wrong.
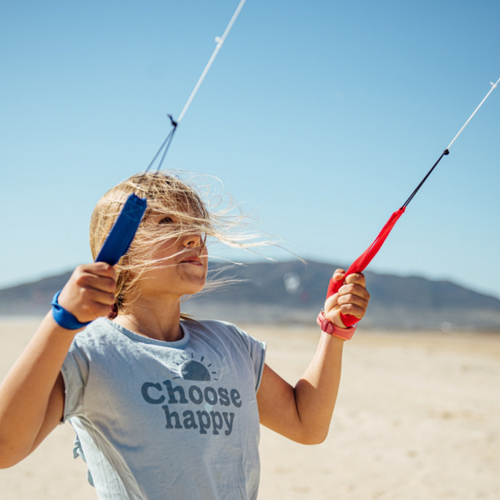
[1,0,499,299]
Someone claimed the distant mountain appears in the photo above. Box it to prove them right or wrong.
[184,261,500,331]
[1,261,499,331]
[0,271,73,317]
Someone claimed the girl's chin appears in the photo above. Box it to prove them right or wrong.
[182,278,207,295]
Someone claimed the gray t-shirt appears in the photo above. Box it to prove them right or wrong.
[61,317,266,500]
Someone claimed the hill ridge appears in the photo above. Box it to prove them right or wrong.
[1,260,498,331]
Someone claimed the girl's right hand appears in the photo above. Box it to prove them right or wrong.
[57,263,117,324]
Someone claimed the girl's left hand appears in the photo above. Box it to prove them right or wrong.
[323,269,370,328]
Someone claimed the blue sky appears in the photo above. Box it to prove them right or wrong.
[1,0,499,299]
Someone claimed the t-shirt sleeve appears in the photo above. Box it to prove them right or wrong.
[60,339,90,421]
[229,324,266,392]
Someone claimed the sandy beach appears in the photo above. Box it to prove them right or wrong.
[1,318,499,499]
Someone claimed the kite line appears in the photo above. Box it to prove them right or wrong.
[93,0,498,329]
[95,0,247,265]
[144,0,248,176]
[329,76,500,327]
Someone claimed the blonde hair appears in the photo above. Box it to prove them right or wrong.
[90,171,267,315]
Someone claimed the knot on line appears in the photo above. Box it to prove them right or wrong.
[168,114,178,128]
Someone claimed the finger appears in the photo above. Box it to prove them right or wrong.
[73,264,117,291]
[76,273,117,294]
[337,282,370,302]
[73,287,116,322]
[84,262,117,280]
[80,287,116,307]
[333,269,346,282]
[337,291,369,310]
[71,264,116,286]
[344,272,366,287]
[324,293,338,313]
[338,303,367,319]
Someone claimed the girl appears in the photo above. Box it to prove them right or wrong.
[0,172,370,499]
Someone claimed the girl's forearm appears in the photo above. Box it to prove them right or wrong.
[0,312,78,467]
[293,332,344,444]
[257,332,344,444]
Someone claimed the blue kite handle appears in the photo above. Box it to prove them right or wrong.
[95,193,148,265]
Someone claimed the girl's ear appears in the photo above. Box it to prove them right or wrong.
[107,303,118,320]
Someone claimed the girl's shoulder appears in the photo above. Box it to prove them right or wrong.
[68,317,150,359]
[71,317,123,345]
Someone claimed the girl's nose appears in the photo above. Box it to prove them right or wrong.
[183,232,202,248]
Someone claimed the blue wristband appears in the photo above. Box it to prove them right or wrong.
[51,291,92,330]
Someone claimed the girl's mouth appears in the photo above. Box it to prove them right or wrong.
[180,257,203,266]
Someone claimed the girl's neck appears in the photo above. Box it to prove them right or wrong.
[113,296,183,342]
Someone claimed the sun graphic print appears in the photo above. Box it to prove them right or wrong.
[172,352,219,382]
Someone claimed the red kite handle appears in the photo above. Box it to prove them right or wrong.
[325,207,406,327]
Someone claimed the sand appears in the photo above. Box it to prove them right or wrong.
[1,318,499,499]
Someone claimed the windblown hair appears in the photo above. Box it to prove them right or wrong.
[90,171,267,315]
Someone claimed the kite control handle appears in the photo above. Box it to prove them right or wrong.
[93,1,250,266]
[325,207,406,327]
[95,193,148,266]
[323,77,500,328]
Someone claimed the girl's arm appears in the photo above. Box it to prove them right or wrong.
[256,270,369,445]
[0,263,116,468]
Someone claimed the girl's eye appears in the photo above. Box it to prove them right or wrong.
[158,217,173,225]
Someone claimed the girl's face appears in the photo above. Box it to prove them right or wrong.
[135,212,208,300]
